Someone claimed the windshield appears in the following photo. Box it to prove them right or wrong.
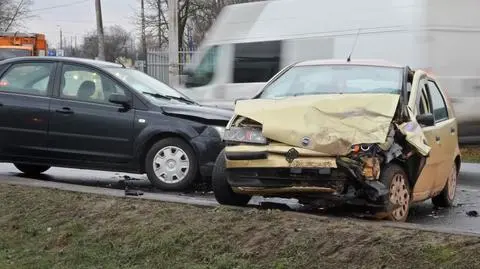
[0,48,31,60]
[259,64,403,99]
[106,67,193,101]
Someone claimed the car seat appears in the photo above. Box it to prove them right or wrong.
[77,80,96,101]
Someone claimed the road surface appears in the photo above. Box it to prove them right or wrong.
[0,162,479,235]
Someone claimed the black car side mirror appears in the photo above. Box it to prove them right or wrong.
[109,93,130,107]
[416,113,435,126]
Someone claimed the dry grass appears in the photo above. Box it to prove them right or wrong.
[0,184,479,269]
[460,146,480,163]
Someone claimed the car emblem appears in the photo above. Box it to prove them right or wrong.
[301,136,311,147]
[285,148,299,163]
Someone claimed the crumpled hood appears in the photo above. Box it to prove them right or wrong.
[161,103,233,122]
[234,93,401,156]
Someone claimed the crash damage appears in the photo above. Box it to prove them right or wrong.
[222,92,432,212]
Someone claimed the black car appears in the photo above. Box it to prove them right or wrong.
[0,56,232,191]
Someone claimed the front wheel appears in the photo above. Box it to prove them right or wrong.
[432,163,458,208]
[381,163,411,222]
[14,163,50,176]
[212,150,251,206]
[145,138,198,191]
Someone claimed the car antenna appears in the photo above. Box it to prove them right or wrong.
[347,28,361,62]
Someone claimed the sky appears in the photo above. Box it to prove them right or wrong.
[24,0,138,49]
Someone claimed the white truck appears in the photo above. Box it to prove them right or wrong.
[178,0,480,143]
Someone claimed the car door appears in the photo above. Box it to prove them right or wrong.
[426,79,457,192]
[48,62,135,164]
[0,61,56,158]
[408,71,442,202]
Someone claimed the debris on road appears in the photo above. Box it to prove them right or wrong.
[466,210,479,217]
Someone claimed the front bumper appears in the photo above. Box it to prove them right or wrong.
[224,144,389,207]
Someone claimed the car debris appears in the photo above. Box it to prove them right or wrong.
[212,59,461,222]
[466,210,478,217]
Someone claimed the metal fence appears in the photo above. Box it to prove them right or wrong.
[146,49,199,86]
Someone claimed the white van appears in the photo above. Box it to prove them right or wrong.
[178,0,480,143]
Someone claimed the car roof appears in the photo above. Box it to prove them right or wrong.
[295,59,405,68]
[0,56,123,69]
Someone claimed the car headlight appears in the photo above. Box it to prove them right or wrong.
[223,127,267,144]
[212,126,225,139]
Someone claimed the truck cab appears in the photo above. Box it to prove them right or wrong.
[0,32,47,61]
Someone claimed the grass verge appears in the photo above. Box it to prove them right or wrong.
[0,184,479,269]
[460,145,480,163]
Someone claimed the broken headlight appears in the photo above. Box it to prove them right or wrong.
[223,127,267,144]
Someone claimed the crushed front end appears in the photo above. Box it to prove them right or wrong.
[221,93,430,212]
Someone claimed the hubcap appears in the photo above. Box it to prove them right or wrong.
[447,165,457,201]
[389,174,410,221]
[153,146,190,184]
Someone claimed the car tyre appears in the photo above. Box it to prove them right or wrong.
[380,163,411,222]
[212,150,251,206]
[432,163,458,208]
[145,138,198,191]
[14,163,50,175]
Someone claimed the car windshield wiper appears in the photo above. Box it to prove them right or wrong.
[142,92,197,105]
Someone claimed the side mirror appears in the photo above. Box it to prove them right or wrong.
[182,67,194,76]
[109,93,130,107]
[416,113,435,126]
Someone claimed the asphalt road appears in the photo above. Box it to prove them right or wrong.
[0,162,479,235]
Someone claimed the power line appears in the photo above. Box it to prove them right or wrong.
[30,0,90,12]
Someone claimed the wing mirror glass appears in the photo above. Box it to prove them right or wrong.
[416,113,435,126]
[109,93,131,107]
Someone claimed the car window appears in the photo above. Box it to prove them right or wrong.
[259,65,403,98]
[416,83,432,115]
[0,62,54,96]
[233,41,282,83]
[185,45,219,88]
[60,64,127,104]
[427,80,449,122]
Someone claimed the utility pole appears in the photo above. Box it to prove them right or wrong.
[95,0,106,60]
[141,0,147,72]
[59,28,63,49]
[168,0,179,86]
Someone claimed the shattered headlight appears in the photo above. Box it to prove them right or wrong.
[223,127,267,144]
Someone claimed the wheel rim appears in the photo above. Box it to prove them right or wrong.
[447,165,457,201]
[389,174,410,221]
[153,146,190,184]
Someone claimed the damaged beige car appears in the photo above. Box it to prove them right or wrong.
[212,59,461,222]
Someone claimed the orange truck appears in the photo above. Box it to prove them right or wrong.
[0,32,48,61]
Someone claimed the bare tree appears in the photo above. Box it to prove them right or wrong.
[80,25,136,62]
[0,0,33,32]
[136,0,264,51]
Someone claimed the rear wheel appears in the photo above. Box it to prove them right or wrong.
[212,150,251,206]
[380,164,411,222]
[432,163,457,208]
[14,164,50,176]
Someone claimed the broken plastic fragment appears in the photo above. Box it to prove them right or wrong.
[396,121,431,156]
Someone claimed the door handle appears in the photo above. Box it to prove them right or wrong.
[435,136,441,142]
[55,107,74,114]
[451,127,456,134]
